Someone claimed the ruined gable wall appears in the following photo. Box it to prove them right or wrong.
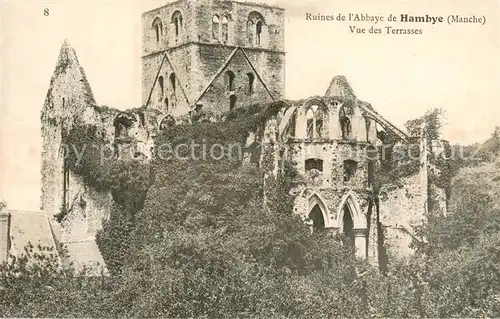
[190,46,284,110]
[197,50,274,115]
[144,46,193,115]
[41,42,97,223]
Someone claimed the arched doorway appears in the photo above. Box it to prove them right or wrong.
[309,204,325,231]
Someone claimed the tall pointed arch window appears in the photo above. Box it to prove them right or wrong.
[152,18,163,43]
[256,21,263,45]
[225,71,235,91]
[305,104,326,139]
[171,10,183,42]
[340,103,354,140]
[169,73,176,92]
[306,193,329,232]
[158,76,164,97]
[212,15,220,39]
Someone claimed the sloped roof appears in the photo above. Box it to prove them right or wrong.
[7,209,57,256]
[42,39,97,125]
[194,47,275,105]
[65,240,108,275]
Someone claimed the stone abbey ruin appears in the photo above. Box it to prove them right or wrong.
[35,0,445,271]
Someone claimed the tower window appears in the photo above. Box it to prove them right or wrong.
[152,18,163,43]
[247,73,255,94]
[158,76,164,97]
[229,94,237,110]
[170,73,176,92]
[171,11,183,39]
[248,11,265,46]
[246,20,254,45]
[256,21,263,45]
[226,71,235,91]
[221,16,229,43]
[164,97,169,112]
[212,15,220,39]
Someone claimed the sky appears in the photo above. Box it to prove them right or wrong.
[1,0,499,210]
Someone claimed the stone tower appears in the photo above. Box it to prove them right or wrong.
[141,0,285,118]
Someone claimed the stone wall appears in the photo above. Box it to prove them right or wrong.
[142,46,194,114]
[59,172,112,272]
[259,87,430,264]
[259,95,377,260]
[196,48,275,115]
[141,0,195,55]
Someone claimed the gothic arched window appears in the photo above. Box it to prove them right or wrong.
[247,11,265,46]
[305,158,323,172]
[171,10,183,41]
[225,71,235,91]
[152,17,163,43]
[247,73,255,94]
[169,73,176,92]
[158,76,164,97]
[229,94,237,110]
[305,104,326,139]
[212,15,220,39]
[221,16,229,43]
[256,21,263,45]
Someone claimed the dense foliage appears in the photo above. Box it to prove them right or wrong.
[1,110,500,317]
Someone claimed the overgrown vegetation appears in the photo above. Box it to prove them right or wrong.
[2,108,500,317]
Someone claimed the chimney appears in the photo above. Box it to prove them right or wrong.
[0,203,11,264]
